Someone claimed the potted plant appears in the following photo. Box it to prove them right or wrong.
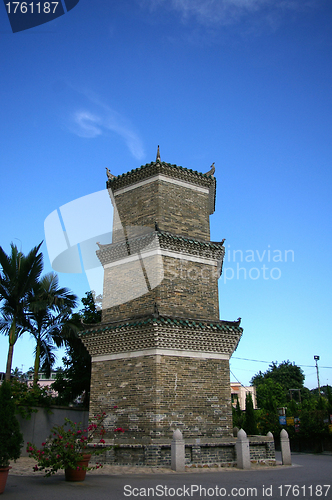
[27,413,108,481]
[0,381,24,494]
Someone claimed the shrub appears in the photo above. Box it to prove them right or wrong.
[0,381,24,467]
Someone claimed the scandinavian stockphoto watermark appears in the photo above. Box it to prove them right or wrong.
[221,244,294,283]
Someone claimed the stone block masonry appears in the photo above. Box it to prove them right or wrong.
[88,436,276,467]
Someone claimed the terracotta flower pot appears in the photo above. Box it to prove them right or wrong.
[0,466,12,494]
[64,454,91,482]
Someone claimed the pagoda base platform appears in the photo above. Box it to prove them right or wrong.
[88,435,276,467]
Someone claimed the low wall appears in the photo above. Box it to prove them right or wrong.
[18,406,89,456]
[90,435,275,467]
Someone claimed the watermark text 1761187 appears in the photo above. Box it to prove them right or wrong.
[3,0,80,32]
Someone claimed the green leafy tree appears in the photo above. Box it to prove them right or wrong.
[26,272,77,384]
[0,381,24,466]
[243,392,258,435]
[0,242,43,381]
[251,361,305,408]
[52,291,101,407]
[251,360,305,389]
[79,291,102,324]
[255,378,286,411]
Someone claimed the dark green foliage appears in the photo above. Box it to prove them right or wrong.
[52,341,91,407]
[251,360,305,388]
[232,398,244,429]
[292,398,329,439]
[326,385,332,414]
[251,360,332,440]
[251,361,305,409]
[79,291,102,324]
[255,378,285,412]
[51,292,101,407]
[10,378,53,419]
[0,381,24,466]
[256,408,281,436]
[243,392,258,435]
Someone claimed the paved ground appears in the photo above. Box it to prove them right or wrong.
[4,453,332,500]
[9,456,283,476]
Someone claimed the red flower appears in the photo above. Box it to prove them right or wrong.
[41,442,46,446]
[99,439,105,444]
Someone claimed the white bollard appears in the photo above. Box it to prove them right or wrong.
[280,429,292,465]
[235,429,251,469]
[171,429,185,472]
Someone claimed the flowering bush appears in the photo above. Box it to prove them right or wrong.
[27,413,108,476]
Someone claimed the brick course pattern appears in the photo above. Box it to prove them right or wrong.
[88,354,234,440]
[89,437,275,467]
[98,230,224,322]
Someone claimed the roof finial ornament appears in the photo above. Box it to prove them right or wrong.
[106,167,115,180]
[205,162,215,177]
[156,145,161,162]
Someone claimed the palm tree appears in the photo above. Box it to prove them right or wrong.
[26,272,78,384]
[0,242,43,381]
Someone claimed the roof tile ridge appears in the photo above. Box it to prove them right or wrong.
[108,160,213,181]
[156,229,225,247]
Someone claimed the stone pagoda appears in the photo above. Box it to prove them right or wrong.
[80,148,243,455]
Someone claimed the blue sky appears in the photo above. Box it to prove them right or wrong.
[1,0,331,389]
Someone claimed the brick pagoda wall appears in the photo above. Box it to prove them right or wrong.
[89,354,233,440]
[101,254,220,323]
[79,157,247,466]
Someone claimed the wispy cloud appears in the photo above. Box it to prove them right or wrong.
[73,111,102,138]
[139,0,315,27]
[68,89,145,160]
